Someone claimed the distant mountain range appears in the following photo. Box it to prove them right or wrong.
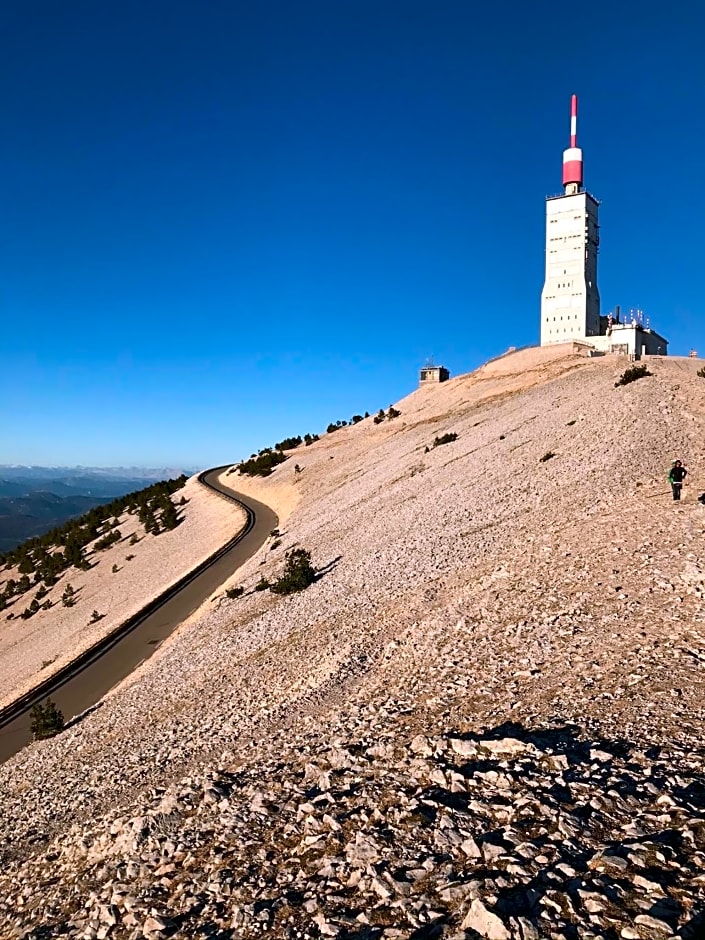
[0,466,196,553]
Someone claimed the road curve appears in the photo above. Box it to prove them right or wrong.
[0,467,278,764]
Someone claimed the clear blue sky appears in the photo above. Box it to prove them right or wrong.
[2,0,703,467]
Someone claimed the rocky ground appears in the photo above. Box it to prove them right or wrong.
[0,346,703,938]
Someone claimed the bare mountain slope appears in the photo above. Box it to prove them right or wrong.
[1,346,704,937]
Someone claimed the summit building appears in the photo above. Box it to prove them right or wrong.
[540,96,667,358]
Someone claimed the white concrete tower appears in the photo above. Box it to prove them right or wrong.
[540,95,601,345]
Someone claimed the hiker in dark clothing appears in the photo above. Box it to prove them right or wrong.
[669,460,688,500]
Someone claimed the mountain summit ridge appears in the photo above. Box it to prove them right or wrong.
[1,345,704,936]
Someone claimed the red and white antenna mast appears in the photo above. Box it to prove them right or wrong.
[562,93,583,194]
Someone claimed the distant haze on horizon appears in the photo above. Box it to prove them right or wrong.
[1,0,703,468]
[0,465,196,477]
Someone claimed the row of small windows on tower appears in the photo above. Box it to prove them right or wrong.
[548,214,591,221]
[545,315,580,322]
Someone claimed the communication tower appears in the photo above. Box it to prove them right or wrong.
[540,95,601,345]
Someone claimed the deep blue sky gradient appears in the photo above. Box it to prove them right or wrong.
[2,1,704,466]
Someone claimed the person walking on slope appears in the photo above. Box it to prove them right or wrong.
[669,460,688,501]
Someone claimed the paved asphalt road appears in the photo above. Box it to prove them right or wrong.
[0,468,278,764]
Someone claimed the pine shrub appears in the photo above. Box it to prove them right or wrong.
[30,698,64,740]
[270,548,316,595]
[615,364,652,387]
[238,451,287,477]
[432,432,458,448]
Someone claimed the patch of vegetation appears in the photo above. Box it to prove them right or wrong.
[374,406,402,425]
[237,450,287,477]
[615,364,652,387]
[94,529,122,551]
[0,475,187,582]
[275,435,302,451]
[294,464,303,476]
[566,419,577,426]
[270,539,282,550]
[61,584,76,608]
[20,598,40,619]
[225,586,245,599]
[270,548,316,595]
[30,698,64,740]
[326,420,348,433]
[254,577,270,592]
[303,433,320,446]
[90,609,103,623]
[112,563,119,573]
[351,415,364,424]
[432,432,458,448]
[18,554,35,574]
[540,451,556,462]
[125,554,135,561]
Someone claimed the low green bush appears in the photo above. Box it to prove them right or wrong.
[225,586,245,599]
[270,548,316,595]
[432,432,458,448]
[94,529,121,551]
[615,364,652,387]
[238,451,287,477]
[275,435,302,451]
[30,698,64,740]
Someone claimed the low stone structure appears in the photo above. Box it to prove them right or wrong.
[419,364,449,385]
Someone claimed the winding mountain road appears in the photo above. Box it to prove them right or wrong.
[0,467,277,763]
